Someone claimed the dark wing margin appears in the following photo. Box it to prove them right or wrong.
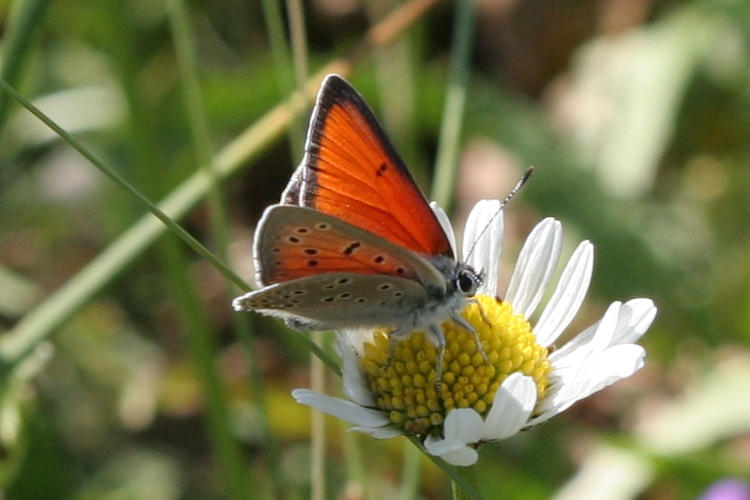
[281,74,454,259]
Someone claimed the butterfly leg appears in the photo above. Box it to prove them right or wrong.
[450,311,488,362]
[473,297,493,329]
[385,327,410,370]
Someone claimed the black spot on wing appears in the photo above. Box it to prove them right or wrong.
[375,163,388,177]
[343,241,361,255]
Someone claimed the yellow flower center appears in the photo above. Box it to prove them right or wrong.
[360,295,551,434]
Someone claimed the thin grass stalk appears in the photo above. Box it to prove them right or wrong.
[162,238,250,500]
[342,432,368,498]
[311,329,326,500]
[430,0,476,211]
[451,464,479,500]
[0,0,50,136]
[0,80,247,291]
[364,0,419,168]
[167,1,287,497]
[286,0,309,157]
[261,0,303,157]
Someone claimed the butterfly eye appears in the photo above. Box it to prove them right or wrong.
[456,269,480,296]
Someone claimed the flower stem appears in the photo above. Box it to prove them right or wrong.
[398,440,421,500]
[451,464,479,500]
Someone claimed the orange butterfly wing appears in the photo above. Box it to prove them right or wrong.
[282,75,453,259]
[253,205,448,291]
[254,205,420,285]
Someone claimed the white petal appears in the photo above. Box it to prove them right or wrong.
[431,201,458,259]
[548,322,597,365]
[550,297,656,365]
[463,200,505,296]
[462,200,492,263]
[422,409,482,467]
[291,389,390,428]
[550,301,621,366]
[443,408,483,444]
[548,305,613,365]
[612,298,657,345]
[338,336,375,407]
[534,241,594,347]
[541,315,623,418]
[481,373,537,440]
[504,218,562,318]
[588,301,623,352]
[349,426,404,439]
[577,344,646,397]
[439,446,479,467]
[423,435,467,455]
[530,344,646,425]
[338,327,376,356]
[423,435,479,466]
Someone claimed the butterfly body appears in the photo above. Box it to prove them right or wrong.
[234,204,480,340]
[233,74,482,356]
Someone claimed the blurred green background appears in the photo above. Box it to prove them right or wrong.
[1,0,749,498]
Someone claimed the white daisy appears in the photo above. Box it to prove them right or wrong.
[292,200,657,467]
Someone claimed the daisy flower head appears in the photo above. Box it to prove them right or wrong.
[293,199,657,467]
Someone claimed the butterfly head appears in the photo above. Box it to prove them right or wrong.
[452,262,482,298]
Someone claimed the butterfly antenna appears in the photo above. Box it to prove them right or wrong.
[464,167,534,262]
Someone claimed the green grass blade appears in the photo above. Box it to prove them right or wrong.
[162,238,251,500]
[167,1,287,497]
[286,0,309,160]
[0,0,50,135]
[261,0,304,157]
[166,2,261,498]
[0,78,246,291]
[430,0,476,210]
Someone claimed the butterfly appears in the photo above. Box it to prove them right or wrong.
[233,74,486,366]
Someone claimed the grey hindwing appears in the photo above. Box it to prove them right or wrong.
[233,273,429,330]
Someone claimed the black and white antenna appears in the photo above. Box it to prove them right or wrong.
[464,167,534,262]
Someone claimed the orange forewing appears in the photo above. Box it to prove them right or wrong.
[254,206,420,285]
[283,75,453,258]
[261,246,415,283]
